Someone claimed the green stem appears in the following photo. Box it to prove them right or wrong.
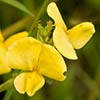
[0,78,14,93]
[29,0,49,35]
[2,16,34,39]
[3,87,13,100]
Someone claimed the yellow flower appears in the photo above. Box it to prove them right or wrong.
[47,2,95,60]
[0,31,28,74]
[0,31,11,74]
[0,42,10,74]
[6,37,67,96]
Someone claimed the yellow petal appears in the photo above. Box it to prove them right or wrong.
[47,2,67,30]
[5,31,28,47]
[0,43,11,74]
[26,71,45,96]
[47,2,77,60]
[67,22,95,49]
[0,30,4,42]
[14,71,45,96]
[39,43,67,81]
[53,27,77,60]
[14,73,26,94]
[7,37,41,71]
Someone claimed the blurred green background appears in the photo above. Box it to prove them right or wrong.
[0,0,100,100]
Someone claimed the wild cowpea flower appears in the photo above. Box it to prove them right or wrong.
[6,36,67,96]
[47,2,95,60]
[0,31,28,74]
[0,34,11,74]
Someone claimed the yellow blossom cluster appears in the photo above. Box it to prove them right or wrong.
[0,2,95,96]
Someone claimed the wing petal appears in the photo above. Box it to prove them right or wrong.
[14,71,45,96]
[53,27,77,59]
[7,37,41,71]
[14,73,26,94]
[39,43,67,81]
[26,71,45,96]
[67,22,95,49]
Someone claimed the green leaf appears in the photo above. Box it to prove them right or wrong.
[0,0,33,16]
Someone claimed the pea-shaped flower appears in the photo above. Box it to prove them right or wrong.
[6,37,67,96]
[0,38,11,74]
[47,2,95,60]
[0,31,28,74]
